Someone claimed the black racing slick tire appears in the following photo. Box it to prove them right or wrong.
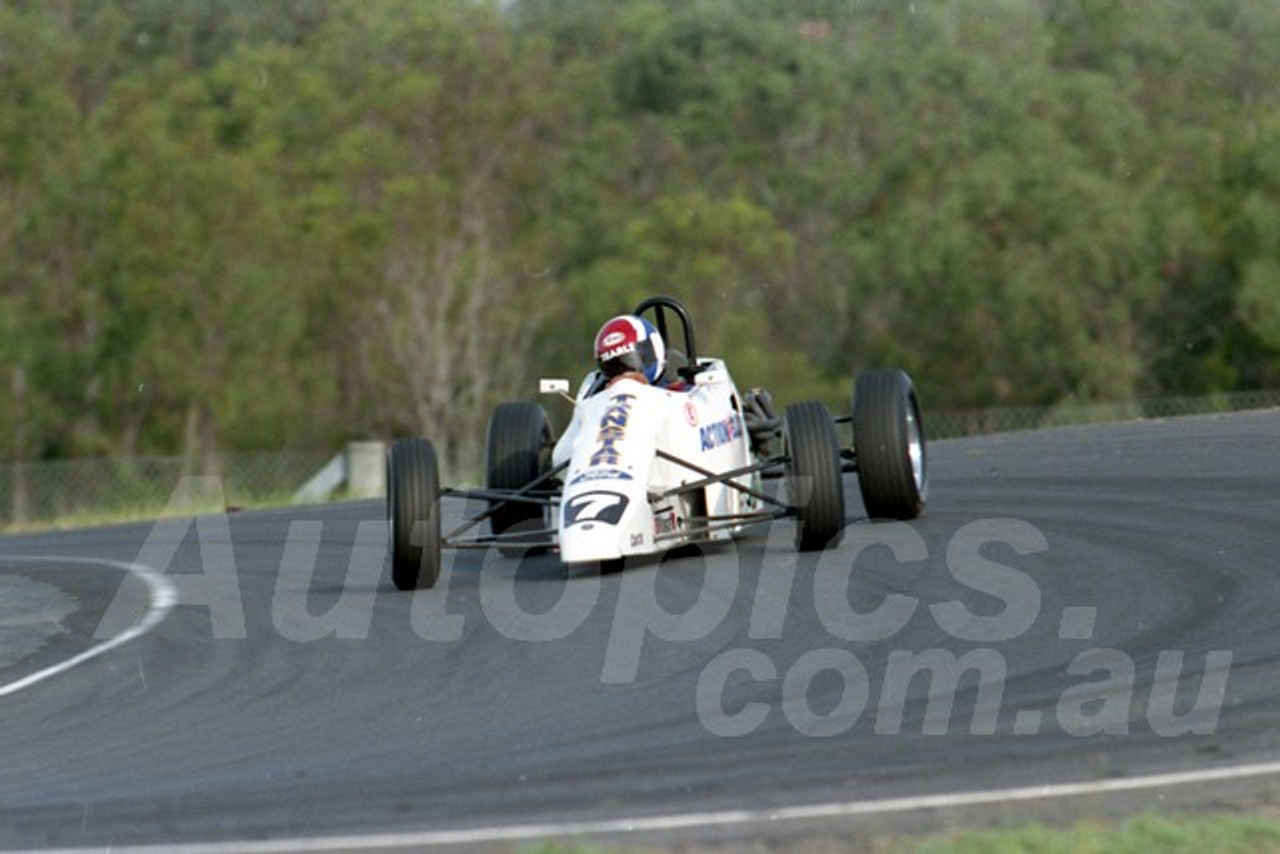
[852,369,928,520]
[387,438,441,590]
[784,401,846,551]
[486,401,554,556]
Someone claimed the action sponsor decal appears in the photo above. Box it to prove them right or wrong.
[563,491,630,527]
[699,413,744,452]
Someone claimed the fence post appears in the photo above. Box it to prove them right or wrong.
[346,441,387,499]
[11,365,29,526]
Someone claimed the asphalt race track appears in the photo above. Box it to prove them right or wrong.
[2,410,1279,852]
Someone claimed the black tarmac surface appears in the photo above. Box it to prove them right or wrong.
[2,410,1279,851]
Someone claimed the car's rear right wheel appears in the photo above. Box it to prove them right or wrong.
[486,402,554,556]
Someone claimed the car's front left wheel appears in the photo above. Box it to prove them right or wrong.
[852,368,927,520]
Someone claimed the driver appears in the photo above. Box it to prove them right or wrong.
[594,315,666,387]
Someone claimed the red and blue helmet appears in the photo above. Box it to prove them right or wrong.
[594,315,666,384]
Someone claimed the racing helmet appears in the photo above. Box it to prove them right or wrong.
[594,315,666,384]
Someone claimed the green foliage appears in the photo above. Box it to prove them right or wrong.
[903,812,1280,854]
[3,0,1280,465]
[510,811,1280,854]
[563,191,831,402]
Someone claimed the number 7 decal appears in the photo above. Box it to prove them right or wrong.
[564,491,630,526]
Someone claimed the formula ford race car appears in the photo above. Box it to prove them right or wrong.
[387,296,927,589]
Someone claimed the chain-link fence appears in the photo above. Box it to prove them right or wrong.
[0,451,332,531]
[927,389,1280,440]
[2,390,1278,531]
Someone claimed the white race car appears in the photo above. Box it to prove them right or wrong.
[387,296,926,589]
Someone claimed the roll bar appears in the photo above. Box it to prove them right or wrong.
[632,295,700,382]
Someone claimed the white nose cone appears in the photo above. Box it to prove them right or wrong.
[558,381,664,564]
[559,490,633,563]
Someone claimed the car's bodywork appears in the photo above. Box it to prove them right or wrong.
[387,296,927,589]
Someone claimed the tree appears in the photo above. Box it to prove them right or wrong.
[4,0,1280,473]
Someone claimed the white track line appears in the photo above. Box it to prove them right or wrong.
[0,555,176,699]
[13,758,1280,854]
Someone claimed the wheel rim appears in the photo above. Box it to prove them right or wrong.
[905,402,925,493]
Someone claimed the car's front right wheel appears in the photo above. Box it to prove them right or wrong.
[387,438,441,590]
[784,400,846,551]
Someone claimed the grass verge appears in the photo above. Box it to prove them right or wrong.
[514,811,1280,854]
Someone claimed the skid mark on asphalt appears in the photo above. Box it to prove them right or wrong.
[0,556,176,699]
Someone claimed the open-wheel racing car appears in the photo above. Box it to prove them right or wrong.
[387,295,927,590]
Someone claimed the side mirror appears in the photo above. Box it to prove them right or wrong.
[540,378,571,395]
